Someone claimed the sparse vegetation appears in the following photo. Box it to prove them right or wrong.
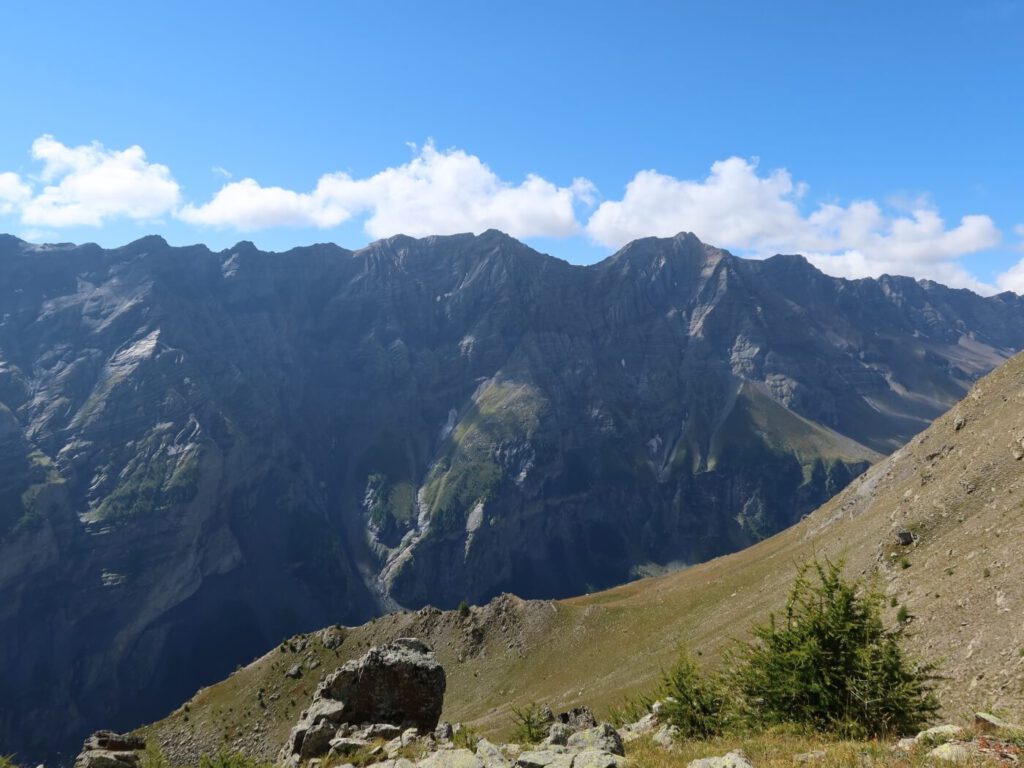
[0,755,20,768]
[897,605,910,624]
[452,726,481,750]
[459,600,471,618]
[198,749,272,768]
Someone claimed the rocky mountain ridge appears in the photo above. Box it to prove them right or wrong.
[2,230,1024,763]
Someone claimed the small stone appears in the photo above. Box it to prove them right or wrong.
[286,663,302,679]
[894,738,918,753]
[794,751,826,764]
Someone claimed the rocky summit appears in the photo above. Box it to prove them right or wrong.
[2,230,1024,762]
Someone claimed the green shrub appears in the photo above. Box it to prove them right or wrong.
[0,755,20,768]
[459,600,471,618]
[141,744,169,768]
[510,702,550,744]
[730,558,938,738]
[656,650,728,737]
[896,605,911,624]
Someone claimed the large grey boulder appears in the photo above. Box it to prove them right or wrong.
[321,638,446,731]
[281,638,446,765]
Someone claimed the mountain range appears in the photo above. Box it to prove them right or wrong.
[1,230,1023,763]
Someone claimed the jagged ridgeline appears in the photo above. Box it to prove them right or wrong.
[1,230,1023,762]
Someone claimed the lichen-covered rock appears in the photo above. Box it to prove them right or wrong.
[927,742,978,764]
[916,724,965,745]
[619,714,656,742]
[475,739,511,768]
[565,725,624,757]
[542,723,571,747]
[418,749,483,768]
[686,751,753,768]
[514,749,573,768]
[571,751,623,768]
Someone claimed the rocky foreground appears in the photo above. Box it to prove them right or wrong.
[70,640,1024,768]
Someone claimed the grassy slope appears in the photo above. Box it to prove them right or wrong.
[143,353,1024,764]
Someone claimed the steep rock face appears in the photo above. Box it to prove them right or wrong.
[0,230,1023,761]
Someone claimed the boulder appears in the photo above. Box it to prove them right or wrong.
[974,711,1024,734]
[554,707,596,732]
[300,722,339,760]
[281,638,446,765]
[320,638,446,731]
[686,751,753,768]
[541,723,571,747]
[572,751,622,768]
[513,751,573,768]
[565,725,624,756]
[356,724,403,740]
[418,749,483,768]
[475,739,511,768]
[328,737,371,757]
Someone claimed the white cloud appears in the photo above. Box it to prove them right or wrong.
[996,259,1024,294]
[586,157,1001,292]
[0,172,31,215]
[996,226,1024,294]
[180,141,595,239]
[18,135,181,227]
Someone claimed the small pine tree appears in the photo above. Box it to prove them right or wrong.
[510,703,550,743]
[657,650,727,737]
[730,559,938,738]
[458,599,471,618]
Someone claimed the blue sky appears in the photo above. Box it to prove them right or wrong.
[1,1,1022,292]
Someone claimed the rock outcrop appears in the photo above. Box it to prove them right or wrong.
[73,731,146,768]
[282,639,445,765]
